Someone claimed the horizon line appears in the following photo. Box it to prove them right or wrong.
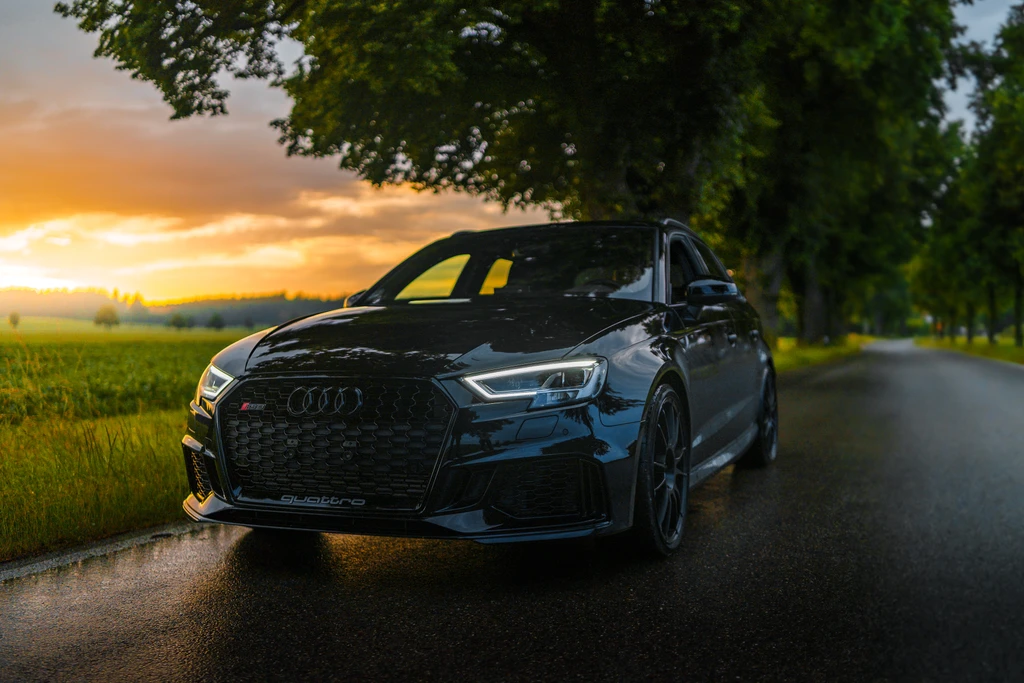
[0,286,353,306]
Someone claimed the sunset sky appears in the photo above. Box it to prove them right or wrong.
[0,1,1011,302]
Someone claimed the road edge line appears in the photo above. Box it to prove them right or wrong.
[0,521,208,583]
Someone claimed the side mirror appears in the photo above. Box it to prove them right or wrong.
[685,279,739,307]
[344,290,367,308]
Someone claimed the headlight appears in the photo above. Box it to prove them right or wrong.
[196,364,234,402]
[461,358,607,409]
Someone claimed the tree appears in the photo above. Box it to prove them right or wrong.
[8,312,19,329]
[243,316,255,330]
[960,6,1024,347]
[168,313,189,330]
[207,313,226,330]
[56,0,961,346]
[717,0,960,344]
[56,0,784,220]
[94,305,120,329]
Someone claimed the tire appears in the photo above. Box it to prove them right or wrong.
[632,383,690,557]
[740,371,779,468]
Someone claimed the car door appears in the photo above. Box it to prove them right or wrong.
[665,235,735,466]
[726,297,765,428]
[687,237,759,440]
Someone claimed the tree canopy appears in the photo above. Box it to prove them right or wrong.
[94,305,120,329]
[57,0,972,343]
[56,0,786,219]
[912,5,1024,347]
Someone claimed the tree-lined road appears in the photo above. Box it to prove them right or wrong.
[2,341,1023,681]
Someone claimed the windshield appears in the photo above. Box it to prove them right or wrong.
[362,226,656,305]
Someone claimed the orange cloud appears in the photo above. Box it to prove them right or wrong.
[0,3,546,300]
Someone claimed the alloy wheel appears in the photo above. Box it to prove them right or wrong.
[651,398,688,546]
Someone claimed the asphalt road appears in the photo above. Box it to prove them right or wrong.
[3,340,1024,682]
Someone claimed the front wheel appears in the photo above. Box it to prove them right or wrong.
[632,384,690,557]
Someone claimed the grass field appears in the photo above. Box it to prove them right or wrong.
[0,317,250,560]
[916,335,1024,365]
[0,317,255,424]
[0,317,872,562]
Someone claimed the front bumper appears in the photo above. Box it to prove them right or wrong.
[182,378,641,543]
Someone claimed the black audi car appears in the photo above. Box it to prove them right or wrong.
[182,219,777,555]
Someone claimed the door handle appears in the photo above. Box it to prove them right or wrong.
[727,333,738,345]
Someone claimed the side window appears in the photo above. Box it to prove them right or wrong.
[689,238,731,281]
[478,258,513,295]
[668,238,700,304]
[395,254,470,300]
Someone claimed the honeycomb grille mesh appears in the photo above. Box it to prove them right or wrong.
[186,449,213,502]
[491,459,602,520]
[219,378,454,511]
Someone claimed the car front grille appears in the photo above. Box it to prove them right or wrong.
[218,377,455,511]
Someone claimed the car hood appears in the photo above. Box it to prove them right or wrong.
[242,299,654,377]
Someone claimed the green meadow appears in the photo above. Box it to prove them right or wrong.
[0,316,869,562]
[0,318,251,561]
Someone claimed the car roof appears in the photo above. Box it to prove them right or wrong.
[448,218,702,241]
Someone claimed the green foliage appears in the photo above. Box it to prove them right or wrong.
[8,312,18,329]
[718,0,958,341]
[207,312,226,330]
[93,304,120,329]
[168,313,189,330]
[916,7,1024,345]
[55,0,785,220]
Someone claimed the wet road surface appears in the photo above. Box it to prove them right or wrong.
[2,340,1023,681]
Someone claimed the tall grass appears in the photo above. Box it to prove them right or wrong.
[0,411,189,561]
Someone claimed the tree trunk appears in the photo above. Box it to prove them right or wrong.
[988,282,998,345]
[949,310,958,344]
[800,259,828,345]
[966,302,976,345]
[827,288,845,342]
[741,246,785,349]
[1015,267,1023,348]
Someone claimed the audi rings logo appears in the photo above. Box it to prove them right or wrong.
[286,386,364,416]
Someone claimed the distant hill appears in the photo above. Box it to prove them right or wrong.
[0,289,349,328]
